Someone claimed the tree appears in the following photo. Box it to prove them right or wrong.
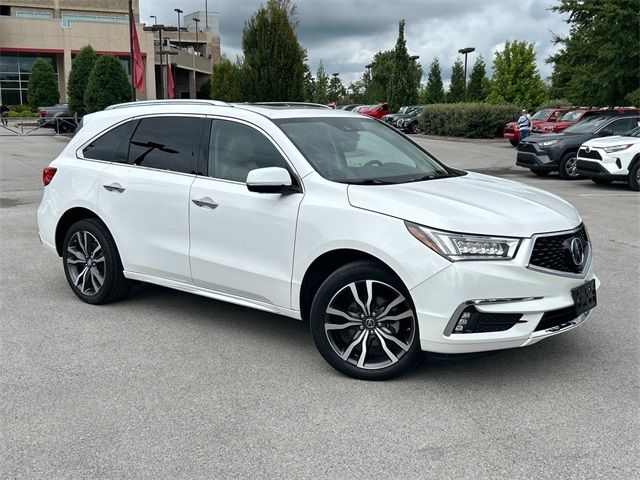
[388,20,420,111]
[486,40,547,110]
[421,58,444,104]
[210,58,243,102]
[448,58,465,103]
[328,73,346,103]
[66,45,96,115]
[548,0,639,105]
[84,55,131,113]
[367,50,394,102]
[313,60,329,104]
[466,56,488,102]
[241,0,305,101]
[26,59,59,109]
[302,62,315,102]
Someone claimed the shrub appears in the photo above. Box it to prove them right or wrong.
[625,88,640,107]
[67,45,97,115]
[84,55,132,113]
[26,59,59,110]
[419,103,520,138]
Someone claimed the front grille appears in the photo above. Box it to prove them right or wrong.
[578,148,602,160]
[528,225,589,275]
[518,142,537,153]
[576,160,605,175]
[535,305,580,331]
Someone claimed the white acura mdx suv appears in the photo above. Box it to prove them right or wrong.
[37,100,599,380]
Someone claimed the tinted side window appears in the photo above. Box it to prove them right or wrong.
[128,116,206,174]
[83,120,138,162]
[209,120,287,182]
[608,118,637,135]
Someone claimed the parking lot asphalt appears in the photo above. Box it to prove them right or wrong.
[1,134,639,479]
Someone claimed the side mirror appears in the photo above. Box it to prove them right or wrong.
[246,167,297,194]
[598,128,614,137]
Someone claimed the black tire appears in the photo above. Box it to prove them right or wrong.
[591,178,613,185]
[509,139,519,147]
[530,168,550,176]
[310,260,422,380]
[62,218,129,304]
[410,122,421,134]
[558,151,582,180]
[629,162,640,191]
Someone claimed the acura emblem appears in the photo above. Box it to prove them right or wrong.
[570,237,585,266]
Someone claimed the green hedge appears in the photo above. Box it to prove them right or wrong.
[418,103,520,138]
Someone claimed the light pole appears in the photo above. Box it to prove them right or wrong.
[409,55,419,62]
[174,8,183,49]
[150,15,157,25]
[205,0,208,28]
[193,17,200,55]
[458,47,475,95]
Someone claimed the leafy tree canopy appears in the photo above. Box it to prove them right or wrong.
[421,58,445,104]
[466,56,488,102]
[388,20,420,111]
[448,58,466,103]
[67,45,96,115]
[27,59,59,110]
[211,58,243,102]
[84,55,131,113]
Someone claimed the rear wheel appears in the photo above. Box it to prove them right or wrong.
[558,152,581,180]
[530,168,549,176]
[591,178,613,185]
[628,162,640,191]
[310,261,422,380]
[62,219,129,304]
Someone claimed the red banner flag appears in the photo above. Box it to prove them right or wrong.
[167,62,175,99]
[129,14,144,92]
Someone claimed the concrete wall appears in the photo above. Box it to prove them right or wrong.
[2,0,138,16]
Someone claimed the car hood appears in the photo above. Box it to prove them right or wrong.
[347,172,580,237]
[581,135,640,147]
[523,132,569,143]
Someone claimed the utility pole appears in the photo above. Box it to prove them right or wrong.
[458,47,475,96]
[174,9,183,49]
[128,0,135,101]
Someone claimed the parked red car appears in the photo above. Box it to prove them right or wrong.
[503,108,567,146]
[532,107,640,134]
[358,103,390,120]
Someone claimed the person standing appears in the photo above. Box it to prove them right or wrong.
[0,103,9,126]
[517,109,531,142]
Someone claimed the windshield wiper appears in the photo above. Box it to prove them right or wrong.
[348,178,397,185]
[404,172,452,183]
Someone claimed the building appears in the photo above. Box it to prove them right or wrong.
[0,1,221,106]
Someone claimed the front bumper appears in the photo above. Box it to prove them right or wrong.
[516,144,559,170]
[576,157,629,181]
[409,237,599,354]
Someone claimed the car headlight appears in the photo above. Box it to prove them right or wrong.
[539,139,559,147]
[603,144,633,153]
[406,222,521,261]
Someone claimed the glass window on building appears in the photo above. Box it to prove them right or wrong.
[0,52,58,106]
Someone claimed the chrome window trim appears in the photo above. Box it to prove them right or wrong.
[524,224,592,279]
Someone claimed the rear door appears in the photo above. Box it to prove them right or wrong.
[95,115,208,283]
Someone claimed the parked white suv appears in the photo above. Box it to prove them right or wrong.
[37,100,599,380]
[576,126,640,191]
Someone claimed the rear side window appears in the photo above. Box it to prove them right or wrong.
[82,120,139,162]
[128,116,206,174]
[607,117,639,135]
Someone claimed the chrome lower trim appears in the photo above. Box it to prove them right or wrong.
[443,297,543,337]
[529,310,590,339]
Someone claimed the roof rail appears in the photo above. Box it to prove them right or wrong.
[249,102,331,110]
[105,99,231,110]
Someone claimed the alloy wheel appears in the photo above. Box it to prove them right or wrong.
[324,280,416,370]
[565,156,578,177]
[66,231,105,296]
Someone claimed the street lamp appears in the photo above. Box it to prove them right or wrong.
[409,55,419,62]
[205,0,208,28]
[150,15,157,25]
[174,8,183,49]
[143,24,178,99]
[193,17,200,55]
[458,47,475,94]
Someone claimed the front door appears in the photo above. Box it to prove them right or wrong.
[189,119,303,308]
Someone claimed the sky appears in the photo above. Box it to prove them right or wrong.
[140,0,571,86]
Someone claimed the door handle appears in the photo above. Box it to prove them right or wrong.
[103,183,125,193]
[192,197,219,209]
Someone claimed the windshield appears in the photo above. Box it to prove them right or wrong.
[561,110,584,122]
[531,109,551,121]
[563,116,611,134]
[626,126,640,138]
[276,117,452,184]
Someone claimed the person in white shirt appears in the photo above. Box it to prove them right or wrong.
[517,109,531,142]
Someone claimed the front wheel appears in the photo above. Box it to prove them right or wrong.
[310,261,422,380]
[62,218,129,304]
[628,162,640,191]
[558,152,582,180]
[410,122,421,134]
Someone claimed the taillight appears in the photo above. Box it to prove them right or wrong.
[39,110,47,118]
[43,167,57,186]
